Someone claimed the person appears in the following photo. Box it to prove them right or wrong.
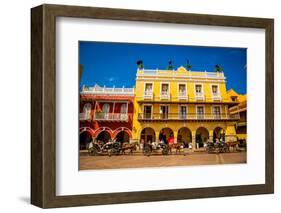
[88,139,93,150]
[168,134,174,145]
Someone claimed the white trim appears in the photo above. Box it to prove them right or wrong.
[159,104,170,119]
[177,82,188,100]
[142,104,153,119]
[137,77,226,83]
[210,84,222,101]
[143,82,154,100]
[212,105,222,119]
[194,83,205,101]
[196,104,205,119]
[160,82,170,100]
[178,104,188,119]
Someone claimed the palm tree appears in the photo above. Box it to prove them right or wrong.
[185,59,192,70]
[136,60,144,69]
[214,64,223,72]
[167,59,173,70]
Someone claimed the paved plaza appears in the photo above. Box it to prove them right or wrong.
[79,150,246,170]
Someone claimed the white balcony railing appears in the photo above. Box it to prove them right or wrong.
[81,86,135,96]
[79,113,91,121]
[143,90,153,99]
[160,91,170,100]
[195,92,205,101]
[178,91,188,100]
[138,113,240,120]
[94,112,128,121]
[212,93,222,101]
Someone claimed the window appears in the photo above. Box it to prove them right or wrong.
[212,85,218,95]
[120,103,127,114]
[160,105,169,119]
[231,97,238,102]
[145,83,152,94]
[195,85,202,94]
[83,103,91,114]
[213,106,221,119]
[179,84,186,96]
[179,106,187,119]
[161,83,169,94]
[197,106,204,119]
[144,105,152,119]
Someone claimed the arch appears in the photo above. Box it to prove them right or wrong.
[112,127,132,139]
[213,127,225,142]
[79,130,92,150]
[96,130,111,143]
[79,127,95,136]
[159,127,174,144]
[140,127,156,143]
[196,127,209,148]
[93,127,113,138]
[177,127,192,147]
[115,131,130,143]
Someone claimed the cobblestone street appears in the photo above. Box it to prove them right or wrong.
[79,150,246,170]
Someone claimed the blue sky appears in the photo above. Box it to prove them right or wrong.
[79,41,247,94]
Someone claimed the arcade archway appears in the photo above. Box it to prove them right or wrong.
[177,127,192,148]
[196,127,209,148]
[140,127,156,143]
[79,131,92,150]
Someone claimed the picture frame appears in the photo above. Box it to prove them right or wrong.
[31,4,274,208]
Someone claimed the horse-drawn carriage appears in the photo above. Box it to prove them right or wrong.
[206,141,229,153]
[88,140,122,156]
[142,141,170,156]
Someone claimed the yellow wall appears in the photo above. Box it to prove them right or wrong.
[132,67,238,147]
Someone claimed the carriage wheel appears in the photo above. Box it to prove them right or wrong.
[143,146,151,156]
[88,147,98,156]
[162,147,169,155]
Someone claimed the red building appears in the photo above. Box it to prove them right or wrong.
[79,85,135,149]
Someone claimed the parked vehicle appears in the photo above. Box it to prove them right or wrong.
[206,141,229,153]
[143,141,169,156]
[88,140,122,156]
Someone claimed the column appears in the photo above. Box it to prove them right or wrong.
[209,131,213,143]
[191,130,196,151]
[173,131,178,144]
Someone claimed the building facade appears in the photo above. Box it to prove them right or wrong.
[79,85,134,149]
[132,66,240,149]
[228,89,247,142]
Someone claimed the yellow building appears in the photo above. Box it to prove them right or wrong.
[132,66,240,150]
[228,89,247,142]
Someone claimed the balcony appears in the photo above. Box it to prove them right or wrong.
[160,91,170,100]
[79,112,91,121]
[212,93,222,101]
[195,92,205,101]
[138,113,240,121]
[143,90,153,100]
[81,86,134,96]
[178,91,188,100]
[94,112,129,121]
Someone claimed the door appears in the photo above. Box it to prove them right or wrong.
[197,106,204,119]
[102,103,110,119]
[179,106,187,119]
[213,106,221,119]
[143,105,152,119]
[160,105,169,119]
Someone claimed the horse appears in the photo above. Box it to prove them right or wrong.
[121,142,139,155]
[168,142,184,155]
[226,141,239,152]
